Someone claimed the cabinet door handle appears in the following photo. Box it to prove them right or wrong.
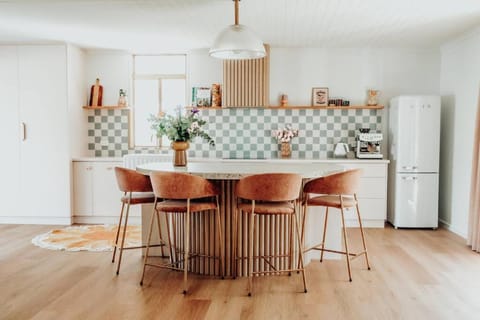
[21,122,26,141]
[106,167,113,170]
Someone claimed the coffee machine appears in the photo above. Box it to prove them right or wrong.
[356,130,383,159]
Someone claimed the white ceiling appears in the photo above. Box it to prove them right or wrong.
[0,0,479,53]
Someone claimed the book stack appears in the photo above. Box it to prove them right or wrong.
[192,87,211,107]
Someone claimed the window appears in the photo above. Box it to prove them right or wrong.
[133,55,186,147]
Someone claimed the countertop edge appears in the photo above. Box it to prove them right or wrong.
[72,156,389,164]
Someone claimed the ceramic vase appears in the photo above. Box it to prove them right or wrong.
[171,141,189,166]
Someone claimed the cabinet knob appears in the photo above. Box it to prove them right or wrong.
[106,167,113,170]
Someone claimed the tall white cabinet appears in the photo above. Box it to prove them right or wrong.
[0,45,72,224]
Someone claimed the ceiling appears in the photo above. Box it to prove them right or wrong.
[0,0,479,53]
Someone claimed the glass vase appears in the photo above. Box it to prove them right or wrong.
[280,142,291,158]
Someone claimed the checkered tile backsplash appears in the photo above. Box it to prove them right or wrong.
[88,108,382,158]
[87,109,130,157]
[189,108,382,158]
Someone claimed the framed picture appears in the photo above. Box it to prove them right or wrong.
[312,87,329,107]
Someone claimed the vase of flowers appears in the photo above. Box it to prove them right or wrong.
[271,124,299,158]
[149,106,215,166]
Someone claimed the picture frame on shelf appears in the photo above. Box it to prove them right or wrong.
[192,87,211,107]
[312,87,329,107]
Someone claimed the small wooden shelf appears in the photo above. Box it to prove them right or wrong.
[188,105,384,110]
[82,106,129,110]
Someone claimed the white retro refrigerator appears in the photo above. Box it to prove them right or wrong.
[388,95,440,228]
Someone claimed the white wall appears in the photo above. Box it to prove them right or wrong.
[439,27,480,237]
[270,47,440,106]
[85,50,132,106]
[188,49,222,104]
[67,45,87,158]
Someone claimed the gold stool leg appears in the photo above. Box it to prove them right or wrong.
[355,194,371,270]
[140,199,158,285]
[183,200,191,294]
[339,197,352,282]
[216,196,225,279]
[320,207,329,263]
[294,209,308,293]
[233,207,238,278]
[116,194,131,275]
[155,208,166,258]
[297,201,308,271]
[247,201,255,296]
[112,196,126,263]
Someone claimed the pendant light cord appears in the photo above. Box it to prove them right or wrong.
[234,0,239,25]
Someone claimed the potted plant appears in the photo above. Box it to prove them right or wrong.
[149,106,215,166]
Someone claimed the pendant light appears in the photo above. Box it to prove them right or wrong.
[209,0,266,60]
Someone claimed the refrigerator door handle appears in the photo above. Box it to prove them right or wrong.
[401,176,418,180]
[402,166,418,170]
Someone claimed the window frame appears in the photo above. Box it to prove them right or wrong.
[130,54,188,148]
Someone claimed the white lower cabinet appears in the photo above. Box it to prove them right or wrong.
[336,162,388,228]
[72,160,140,224]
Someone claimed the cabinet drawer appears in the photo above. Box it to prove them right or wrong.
[342,198,386,220]
[340,163,387,177]
[357,177,386,199]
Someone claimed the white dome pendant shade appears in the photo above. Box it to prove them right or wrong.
[209,0,266,60]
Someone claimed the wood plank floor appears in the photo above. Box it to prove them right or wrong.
[1,224,479,320]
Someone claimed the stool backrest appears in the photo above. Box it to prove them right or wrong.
[303,169,362,195]
[115,167,153,193]
[149,171,219,199]
[235,173,302,201]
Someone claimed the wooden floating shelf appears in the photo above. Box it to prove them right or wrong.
[82,106,129,110]
[187,105,384,110]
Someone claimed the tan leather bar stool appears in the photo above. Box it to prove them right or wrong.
[235,173,307,296]
[113,167,165,275]
[140,171,224,294]
[301,169,371,282]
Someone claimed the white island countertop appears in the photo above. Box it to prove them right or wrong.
[137,161,346,180]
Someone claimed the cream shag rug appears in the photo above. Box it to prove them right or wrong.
[32,225,141,252]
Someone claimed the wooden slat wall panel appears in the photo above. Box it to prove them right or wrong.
[223,45,270,107]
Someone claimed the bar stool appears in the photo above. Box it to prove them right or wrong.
[301,169,371,282]
[234,173,307,296]
[113,167,164,275]
[140,171,224,294]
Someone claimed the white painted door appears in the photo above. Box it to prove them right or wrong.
[72,162,94,216]
[0,46,20,217]
[18,46,70,219]
[92,162,122,216]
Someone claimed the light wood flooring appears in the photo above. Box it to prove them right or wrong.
[1,224,479,320]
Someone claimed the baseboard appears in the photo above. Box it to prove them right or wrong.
[73,216,141,225]
[439,218,467,239]
[0,216,72,225]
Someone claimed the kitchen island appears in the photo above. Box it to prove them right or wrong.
[136,158,388,277]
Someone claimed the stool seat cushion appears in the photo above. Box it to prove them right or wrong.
[307,195,356,208]
[238,201,295,215]
[156,199,217,212]
[121,192,156,204]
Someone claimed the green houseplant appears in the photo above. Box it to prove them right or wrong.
[149,106,215,166]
